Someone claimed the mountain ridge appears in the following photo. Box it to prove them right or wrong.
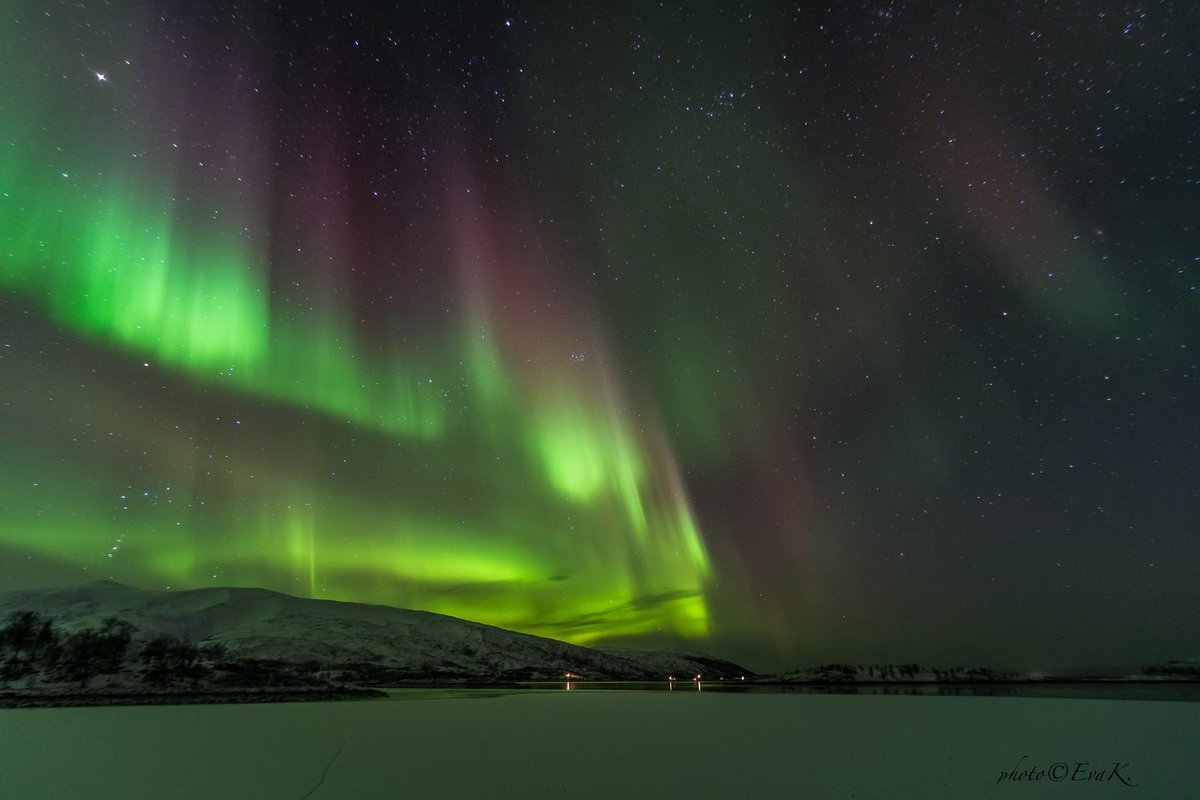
[0,581,750,682]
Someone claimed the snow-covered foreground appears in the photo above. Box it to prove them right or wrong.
[1,691,1196,799]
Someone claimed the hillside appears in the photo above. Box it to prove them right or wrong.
[0,581,749,682]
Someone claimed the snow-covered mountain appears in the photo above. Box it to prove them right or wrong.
[0,581,749,681]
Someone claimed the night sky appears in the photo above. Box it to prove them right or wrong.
[2,1,1198,673]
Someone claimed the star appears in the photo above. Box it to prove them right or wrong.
[94,71,107,83]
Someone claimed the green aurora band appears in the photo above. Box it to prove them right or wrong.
[0,8,711,644]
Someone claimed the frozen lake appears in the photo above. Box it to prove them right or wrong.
[2,690,1197,798]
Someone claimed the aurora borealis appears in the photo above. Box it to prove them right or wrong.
[2,1,1198,671]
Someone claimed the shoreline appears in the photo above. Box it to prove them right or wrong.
[4,678,1197,708]
[0,687,386,709]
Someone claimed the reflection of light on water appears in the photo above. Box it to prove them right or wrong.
[565,682,573,691]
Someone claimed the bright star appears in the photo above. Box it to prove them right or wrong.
[95,71,107,82]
